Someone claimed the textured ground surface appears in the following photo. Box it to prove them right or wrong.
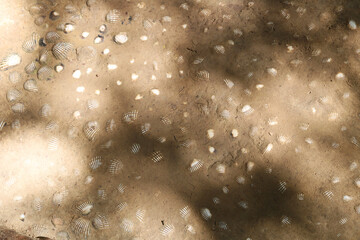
[0,0,360,239]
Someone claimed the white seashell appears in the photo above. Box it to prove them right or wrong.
[189,159,203,172]
[224,79,234,88]
[180,3,189,10]
[71,218,91,238]
[223,186,229,194]
[354,178,360,188]
[131,73,139,81]
[0,53,21,71]
[52,191,67,206]
[107,64,117,70]
[221,109,230,119]
[123,110,138,123]
[25,61,37,74]
[116,202,128,212]
[106,9,121,23]
[193,57,204,65]
[24,79,38,92]
[136,209,146,223]
[84,121,100,140]
[94,35,104,44]
[160,116,172,125]
[150,151,163,163]
[92,213,109,229]
[162,16,172,23]
[77,202,93,215]
[9,71,21,84]
[32,198,42,211]
[151,89,160,95]
[87,99,99,110]
[281,216,291,225]
[246,161,254,172]
[130,143,140,154]
[114,33,128,44]
[231,129,238,138]
[242,105,254,115]
[52,42,75,60]
[11,119,20,130]
[141,123,151,134]
[45,31,60,43]
[207,129,215,139]
[39,104,51,117]
[343,195,353,202]
[348,20,357,30]
[200,208,212,220]
[355,205,360,214]
[267,68,277,76]
[349,162,358,171]
[37,66,53,81]
[117,183,126,193]
[102,48,110,55]
[6,89,21,102]
[160,224,174,236]
[335,72,345,80]
[339,218,347,225]
[214,45,225,54]
[76,86,85,93]
[72,70,81,79]
[180,206,191,219]
[64,23,75,33]
[109,159,123,174]
[323,190,334,199]
[48,137,59,151]
[263,143,273,154]
[143,19,153,29]
[55,63,64,73]
[22,32,39,53]
[199,9,211,17]
[216,164,226,174]
[12,103,25,113]
[236,176,245,184]
[120,219,134,232]
[140,35,148,41]
[89,156,102,170]
[185,224,196,234]
[81,32,89,39]
[278,181,287,193]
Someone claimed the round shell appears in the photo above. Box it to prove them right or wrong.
[37,66,54,81]
[39,104,51,117]
[24,79,38,92]
[9,71,21,84]
[22,32,40,53]
[0,53,21,71]
[6,89,21,102]
[11,103,25,113]
[25,61,37,74]
[106,9,121,23]
[77,46,97,63]
[52,42,75,60]
[71,218,91,239]
[84,121,99,140]
[114,33,128,44]
[45,31,61,43]
[92,213,109,229]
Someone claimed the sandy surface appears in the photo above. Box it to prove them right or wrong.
[0,0,359,239]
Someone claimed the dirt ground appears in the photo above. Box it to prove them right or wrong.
[0,0,359,239]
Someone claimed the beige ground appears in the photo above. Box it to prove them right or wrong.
[0,0,360,239]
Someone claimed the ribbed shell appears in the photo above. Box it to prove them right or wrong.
[114,33,128,44]
[37,66,53,81]
[6,89,21,102]
[106,9,121,23]
[84,121,99,140]
[0,53,21,71]
[25,61,37,74]
[45,31,60,43]
[11,103,25,113]
[92,213,109,229]
[52,42,75,60]
[24,79,38,92]
[28,3,47,16]
[77,46,97,63]
[39,49,50,64]
[39,104,51,117]
[9,71,21,84]
[77,202,93,215]
[71,218,91,238]
[22,32,40,53]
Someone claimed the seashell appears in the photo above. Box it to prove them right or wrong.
[108,159,123,174]
[278,181,287,193]
[193,57,204,64]
[263,143,273,154]
[56,231,69,240]
[106,119,116,132]
[63,23,75,34]
[29,3,47,15]
[123,110,138,123]
[89,156,102,170]
[213,197,220,204]
[224,79,234,88]
[77,202,93,215]
[323,190,334,199]
[25,61,37,74]
[52,42,75,60]
[49,11,60,20]
[116,202,128,212]
[185,224,196,234]
[141,123,150,134]
[117,183,126,193]
[98,189,106,199]
[231,129,238,138]
[130,143,140,154]
[339,218,347,225]
[39,49,50,64]
[197,70,210,80]
[218,221,228,230]
[24,79,38,92]
[180,3,189,10]
[52,191,66,205]
[114,32,128,44]
[92,213,109,229]
[0,53,21,71]
[216,164,226,174]
[22,32,40,53]
[238,201,248,209]
[39,104,51,117]
[222,186,229,194]
[34,16,45,26]
[6,88,21,102]
[87,99,99,110]
[46,121,58,130]
[12,103,25,113]
[48,136,59,151]
[106,9,121,23]
[343,195,353,202]
[267,68,277,76]
[242,105,254,115]
[0,118,6,131]
[200,9,211,16]
[32,198,42,211]
[349,20,357,30]
[45,31,61,43]
[160,224,174,236]
[150,151,163,163]
[200,208,212,220]
[281,216,291,225]
[100,139,113,149]
[98,24,107,34]
[161,16,172,23]
[221,109,230,119]
[9,71,21,84]
[189,159,203,172]
[180,206,191,219]
[160,116,172,125]
[82,32,90,39]
[214,45,225,54]
[120,219,134,232]
[71,218,91,238]
[136,209,145,223]
[143,19,153,29]
[236,176,245,184]
[94,35,104,44]
[84,121,99,140]
[55,63,64,73]
[297,193,304,200]
[354,178,360,188]
[355,205,360,215]
[246,161,254,172]
[85,176,93,184]
[157,137,166,143]
[37,66,54,81]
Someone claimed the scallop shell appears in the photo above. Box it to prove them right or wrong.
[84,121,100,140]
[89,156,102,170]
[136,209,145,223]
[6,88,21,102]
[24,79,38,92]
[117,183,126,193]
[143,19,153,29]
[123,110,138,123]
[92,213,109,229]
[196,70,210,80]
[323,190,334,199]
[39,104,51,117]
[200,208,212,220]
[52,42,75,60]
[106,119,116,132]
[116,202,128,212]
[108,159,123,174]
[37,66,54,81]
[77,202,93,215]
[71,218,91,238]
[214,45,225,54]
[180,206,191,219]
[224,79,234,88]
[278,181,287,193]
[160,224,174,236]
[0,53,21,71]
[281,216,291,225]
[120,219,134,233]
[150,151,163,163]
[22,32,40,53]
[106,9,121,23]
[9,71,21,83]
[11,103,25,113]
[47,136,58,150]
[189,159,203,172]
[45,31,61,43]
[0,118,6,131]
[87,99,99,110]
[141,123,150,134]
[25,61,37,74]
[32,198,42,211]
[114,33,128,44]
[130,143,140,154]
[160,116,172,125]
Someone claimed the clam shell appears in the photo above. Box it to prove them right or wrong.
[11,103,25,113]
[0,53,21,71]
[117,183,126,193]
[6,88,21,102]
[71,218,91,238]
[87,99,99,110]
[39,104,51,117]
[24,79,38,92]
[189,159,203,172]
[106,119,116,132]
[77,202,93,215]
[34,16,45,26]
[9,71,21,83]
[45,31,61,43]
[48,137,59,151]
[150,151,163,163]
[28,3,47,16]
[32,198,42,211]
[106,9,121,23]
[200,208,212,220]
[0,118,5,131]
[52,42,75,60]
[22,32,40,53]
[116,202,128,212]
[77,46,97,63]
[214,45,225,54]
[136,209,145,223]
[123,110,138,123]
[160,224,174,236]
[196,70,210,80]
[120,219,134,232]
[84,121,99,140]
[130,143,140,154]
[37,66,54,81]
[89,156,102,170]
[92,213,109,229]
[39,49,50,64]
[108,159,123,174]
[143,19,153,29]
[25,61,37,74]
[180,206,191,219]
[114,33,128,44]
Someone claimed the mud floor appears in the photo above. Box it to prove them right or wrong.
[0,0,360,239]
